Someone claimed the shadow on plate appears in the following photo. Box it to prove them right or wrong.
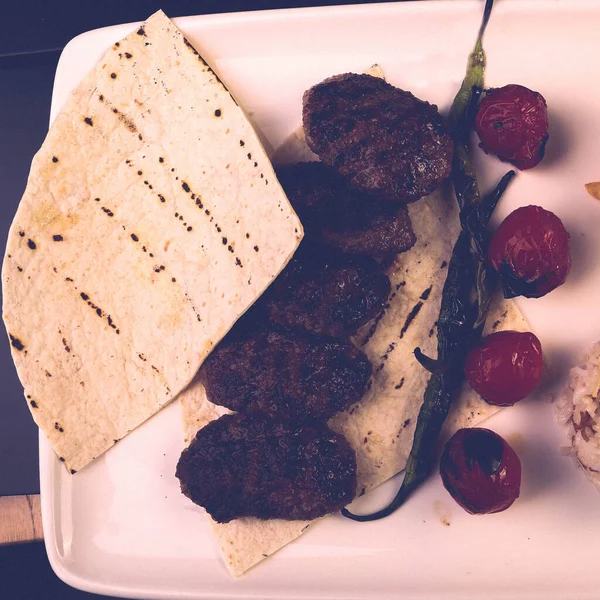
[516,396,572,503]
[537,109,570,171]
[560,217,594,291]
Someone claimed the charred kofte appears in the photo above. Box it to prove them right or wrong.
[264,244,391,338]
[176,413,357,523]
[177,71,456,527]
[303,73,453,203]
[276,162,416,256]
[199,326,371,421]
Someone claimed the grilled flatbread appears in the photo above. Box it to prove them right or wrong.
[2,10,302,473]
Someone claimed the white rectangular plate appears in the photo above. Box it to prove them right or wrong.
[41,1,600,598]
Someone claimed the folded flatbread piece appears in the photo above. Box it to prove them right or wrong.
[2,10,302,472]
[179,67,528,576]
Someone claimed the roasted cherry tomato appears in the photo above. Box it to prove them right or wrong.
[440,428,521,515]
[475,84,549,170]
[488,205,571,299]
[464,330,543,406]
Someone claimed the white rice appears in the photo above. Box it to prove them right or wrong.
[557,342,600,489]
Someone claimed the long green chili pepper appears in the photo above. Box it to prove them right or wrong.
[413,170,514,374]
[447,0,494,135]
[343,231,474,521]
[465,169,515,330]
[448,0,497,329]
[342,0,499,523]
[466,170,516,259]
[480,171,515,224]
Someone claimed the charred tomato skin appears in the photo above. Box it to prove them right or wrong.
[440,428,521,515]
[475,84,549,170]
[488,205,571,299]
[464,330,543,406]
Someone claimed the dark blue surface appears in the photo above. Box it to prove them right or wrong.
[0,542,115,600]
[2,0,399,56]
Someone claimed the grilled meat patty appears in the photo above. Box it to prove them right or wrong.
[176,413,357,523]
[199,325,371,421]
[302,73,454,203]
[276,161,416,256]
[264,243,391,338]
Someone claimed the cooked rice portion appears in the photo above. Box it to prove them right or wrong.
[557,342,600,489]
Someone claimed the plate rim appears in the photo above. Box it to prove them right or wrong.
[39,1,594,598]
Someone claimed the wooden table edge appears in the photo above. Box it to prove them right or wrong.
[0,494,43,545]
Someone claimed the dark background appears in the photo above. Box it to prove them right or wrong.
[0,1,402,599]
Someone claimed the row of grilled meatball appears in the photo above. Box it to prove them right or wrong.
[176,73,454,523]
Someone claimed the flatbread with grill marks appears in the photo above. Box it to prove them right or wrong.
[2,10,303,473]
